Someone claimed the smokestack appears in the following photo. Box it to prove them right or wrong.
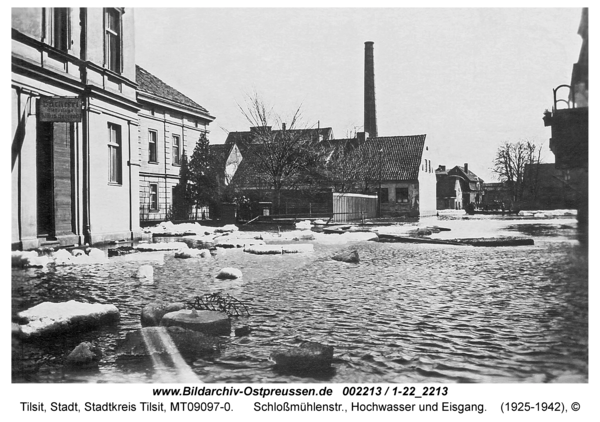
[364,41,377,138]
[464,163,469,174]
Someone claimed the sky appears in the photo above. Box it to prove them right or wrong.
[134,7,584,183]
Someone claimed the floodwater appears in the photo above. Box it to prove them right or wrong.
[11,215,588,383]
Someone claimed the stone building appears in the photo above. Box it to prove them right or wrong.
[11,8,215,249]
[136,66,214,223]
[12,8,141,249]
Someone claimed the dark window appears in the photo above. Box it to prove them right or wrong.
[380,188,389,203]
[150,184,158,211]
[105,8,122,73]
[148,130,157,163]
[396,187,409,203]
[53,8,70,52]
[108,123,122,184]
[172,135,181,165]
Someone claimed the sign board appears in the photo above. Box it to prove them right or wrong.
[39,97,82,122]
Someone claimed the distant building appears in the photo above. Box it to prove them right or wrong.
[215,126,335,215]
[351,134,437,218]
[213,130,436,218]
[225,126,333,146]
[436,164,484,210]
[435,166,463,210]
[482,182,512,206]
[136,65,215,223]
[221,126,333,189]
[12,8,141,249]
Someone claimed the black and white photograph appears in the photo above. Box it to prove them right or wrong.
[9,3,592,418]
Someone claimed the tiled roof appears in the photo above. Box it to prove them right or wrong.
[217,134,427,188]
[451,166,484,183]
[320,137,360,151]
[208,144,233,167]
[136,65,210,115]
[354,135,427,181]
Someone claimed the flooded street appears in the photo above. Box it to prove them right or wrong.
[12,215,588,383]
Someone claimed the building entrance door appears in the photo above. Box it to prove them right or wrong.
[36,121,54,238]
[36,121,75,240]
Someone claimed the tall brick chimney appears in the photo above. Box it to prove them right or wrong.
[364,41,377,138]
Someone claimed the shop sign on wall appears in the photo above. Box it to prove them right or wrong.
[39,97,82,122]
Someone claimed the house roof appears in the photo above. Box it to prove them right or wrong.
[208,144,233,166]
[354,135,427,181]
[225,127,333,145]
[450,166,484,183]
[226,143,274,187]
[136,65,212,117]
[213,133,428,189]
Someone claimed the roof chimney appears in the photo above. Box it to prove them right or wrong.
[364,41,377,138]
[464,163,469,174]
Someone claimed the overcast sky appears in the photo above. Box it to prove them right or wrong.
[134,7,584,182]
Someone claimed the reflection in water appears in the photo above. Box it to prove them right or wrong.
[140,327,200,383]
[12,217,587,383]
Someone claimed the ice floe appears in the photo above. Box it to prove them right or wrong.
[17,300,120,338]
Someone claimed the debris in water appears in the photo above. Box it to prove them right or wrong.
[188,292,250,317]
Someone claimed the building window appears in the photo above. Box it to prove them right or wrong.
[148,130,157,163]
[396,187,409,203]
[104,8,122,73]
[380,188,389,203]
[51,8,70,52]
[108,123,122,184]
[149,183,158,211]
[172,135,181,165]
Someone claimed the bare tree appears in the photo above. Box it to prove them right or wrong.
[493,139,543,202]
[322,138,379,194]
[237,94,324,213]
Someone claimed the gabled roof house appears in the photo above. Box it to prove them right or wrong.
[436,163,485,210]
[350,134,437,217]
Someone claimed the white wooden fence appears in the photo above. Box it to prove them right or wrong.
[332,192,378,223]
